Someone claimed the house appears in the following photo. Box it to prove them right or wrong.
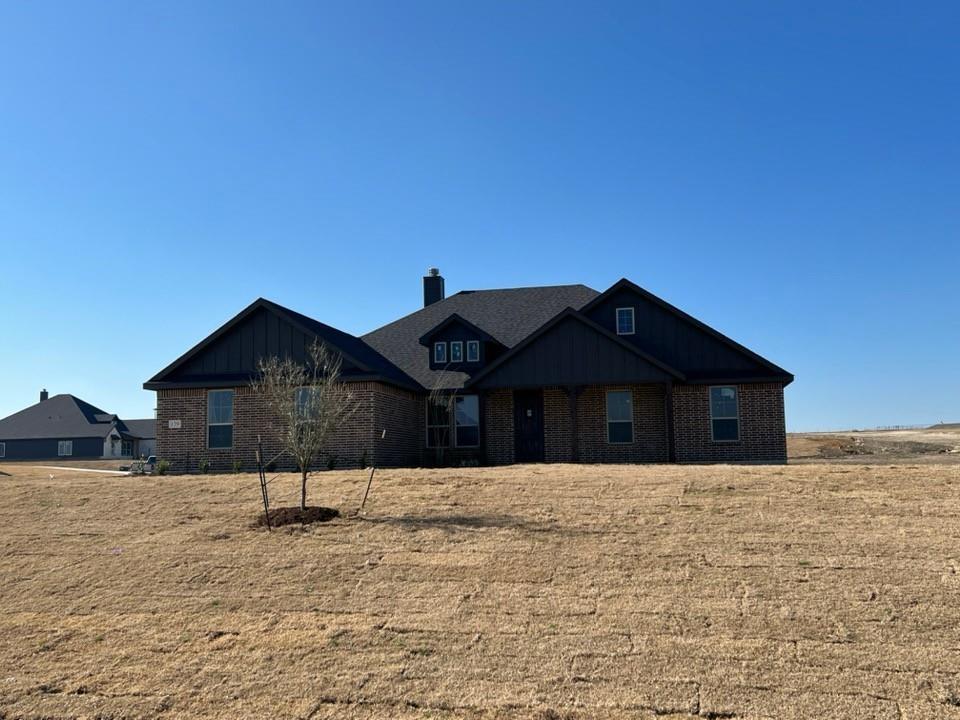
[144,271,793,472]
[0,391,156,461]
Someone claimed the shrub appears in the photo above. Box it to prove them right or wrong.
[156,459,170,476]
[232,459,242,474]
[198,458,210,474]
[326,454,337,471]
[359,450,368,469]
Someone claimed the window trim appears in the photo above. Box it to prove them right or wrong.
[58,440,73,456]
[425,395,451,448]
[433,341,447,364]
[616,307,635,336]
[605,389,634,444]
[709,385,740,443]
[466,340,480,362]
[450,341,463,363]
[207,389,235,450]
[454,394,480,448]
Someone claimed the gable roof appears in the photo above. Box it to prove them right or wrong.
[122,419,156,440]
[0,394,121,440]
[417,313,501,346]
[580,278,794,384]
[466,308,684,389]
[144,298,420,391]
[363,284,600,389]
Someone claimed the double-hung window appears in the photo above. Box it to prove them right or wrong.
[710,386,739,441]
[295,387,318,418]
[450,341,463,363]
[433,342,447,364]
[0,442,6,458]
[426,396,451,447]
[616,307,635,335]
[208,389,234,449]
[58,440,73,456]
[455,395,480,447]
[606,390,633,443]
[466,340,480,362]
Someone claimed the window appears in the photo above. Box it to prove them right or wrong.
[0,442,5,458]
[606,390,633,443]
[616,307,635,335]
[433,342,447,364]
[295,386,318,418]
[455,395,480,447]
[121,439,133,457]
[466,340,480,362]
[710,386,739,441]
[426,396,451,447]
[208,389,234,449]
[58,440,73,456]
[450,341,463,363]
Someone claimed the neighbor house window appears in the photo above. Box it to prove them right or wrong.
[616,307,635,335]
[466,340,480,362]
[122,439,133,456]
[58,440,73,456]
[450,341,463,363]
[208,389,234,449]
[0,442,5,458]
[455,395,480,447]
[710,386,739,441]
[433,342,447,364]
[426,396,451,447]
[606,390,633,443]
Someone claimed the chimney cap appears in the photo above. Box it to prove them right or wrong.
[426,267,440,277]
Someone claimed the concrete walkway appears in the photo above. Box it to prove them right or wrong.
[32,465,130,476]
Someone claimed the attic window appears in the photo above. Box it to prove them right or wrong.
[466,340,480,362]
[450,341,463,363]
[433,342,447,364]
[616,307,635,335]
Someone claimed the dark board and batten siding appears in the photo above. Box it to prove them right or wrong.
[0,437,103,460]
[472,315,673,389]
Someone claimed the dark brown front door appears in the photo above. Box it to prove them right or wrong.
[514,389,544,462]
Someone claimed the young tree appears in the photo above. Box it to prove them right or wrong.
[427,367,459,466]
[252,341,357,510]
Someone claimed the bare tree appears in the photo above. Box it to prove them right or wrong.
[252,341,358,510]
[427,366,460,466]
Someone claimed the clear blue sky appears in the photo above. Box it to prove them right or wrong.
[1,1,957,431]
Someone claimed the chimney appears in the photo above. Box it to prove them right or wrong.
[40,389,49,402]
[423,267,445,307]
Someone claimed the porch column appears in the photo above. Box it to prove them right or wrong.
[664,381,676,462]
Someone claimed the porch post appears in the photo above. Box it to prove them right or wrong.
[664,381,676,462]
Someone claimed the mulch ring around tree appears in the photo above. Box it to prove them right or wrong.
[255,506,340,528]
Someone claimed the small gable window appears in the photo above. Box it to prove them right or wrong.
[434,342,447,364]
[616,307,635,335]
[58,440,73,456]
[450,341,463,363]
[710,386,740,442]
[208,389,234,449]
[606,390,633,443]
[466,340,480,362]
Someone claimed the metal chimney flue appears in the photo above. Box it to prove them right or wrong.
[423,268,445,307]
[40,389,49,402]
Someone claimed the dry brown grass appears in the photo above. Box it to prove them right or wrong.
[2,460,960,719]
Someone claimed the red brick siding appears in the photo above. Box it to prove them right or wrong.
[484,389,514,465]
[576,384,669,463]
[544,387,573,462]
[672,382,787,463]
[371,384,422,467]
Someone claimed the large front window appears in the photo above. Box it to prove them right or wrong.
[455,395,480,447]
[426,396,451,448]
[606,390,633,443]
[208,389,234,449]
[710,386,739,441]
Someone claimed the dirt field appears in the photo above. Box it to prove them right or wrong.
[788,426,960,464]
[2,460,960,719]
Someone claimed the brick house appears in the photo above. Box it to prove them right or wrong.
[144,272,792,472]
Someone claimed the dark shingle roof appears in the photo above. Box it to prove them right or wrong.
[362,284,599,389]
[122,419,156,440]
[0,394,120,440]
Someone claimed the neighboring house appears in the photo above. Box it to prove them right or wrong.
[144,271,793,472]
[0,391,156,461]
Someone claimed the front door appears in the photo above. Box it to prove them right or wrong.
[514,389,545,462]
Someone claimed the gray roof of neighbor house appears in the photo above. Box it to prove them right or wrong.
[0,395,123,440]
[122,419,156,440]
[362,284,600,389]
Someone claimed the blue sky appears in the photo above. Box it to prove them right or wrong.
[1,1,957,431]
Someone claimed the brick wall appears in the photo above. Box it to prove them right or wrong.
[371,384,422,467]
[484,389,514,465]
[576,384,669,463]
[672,382,787,463]
[544,387,572,462]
